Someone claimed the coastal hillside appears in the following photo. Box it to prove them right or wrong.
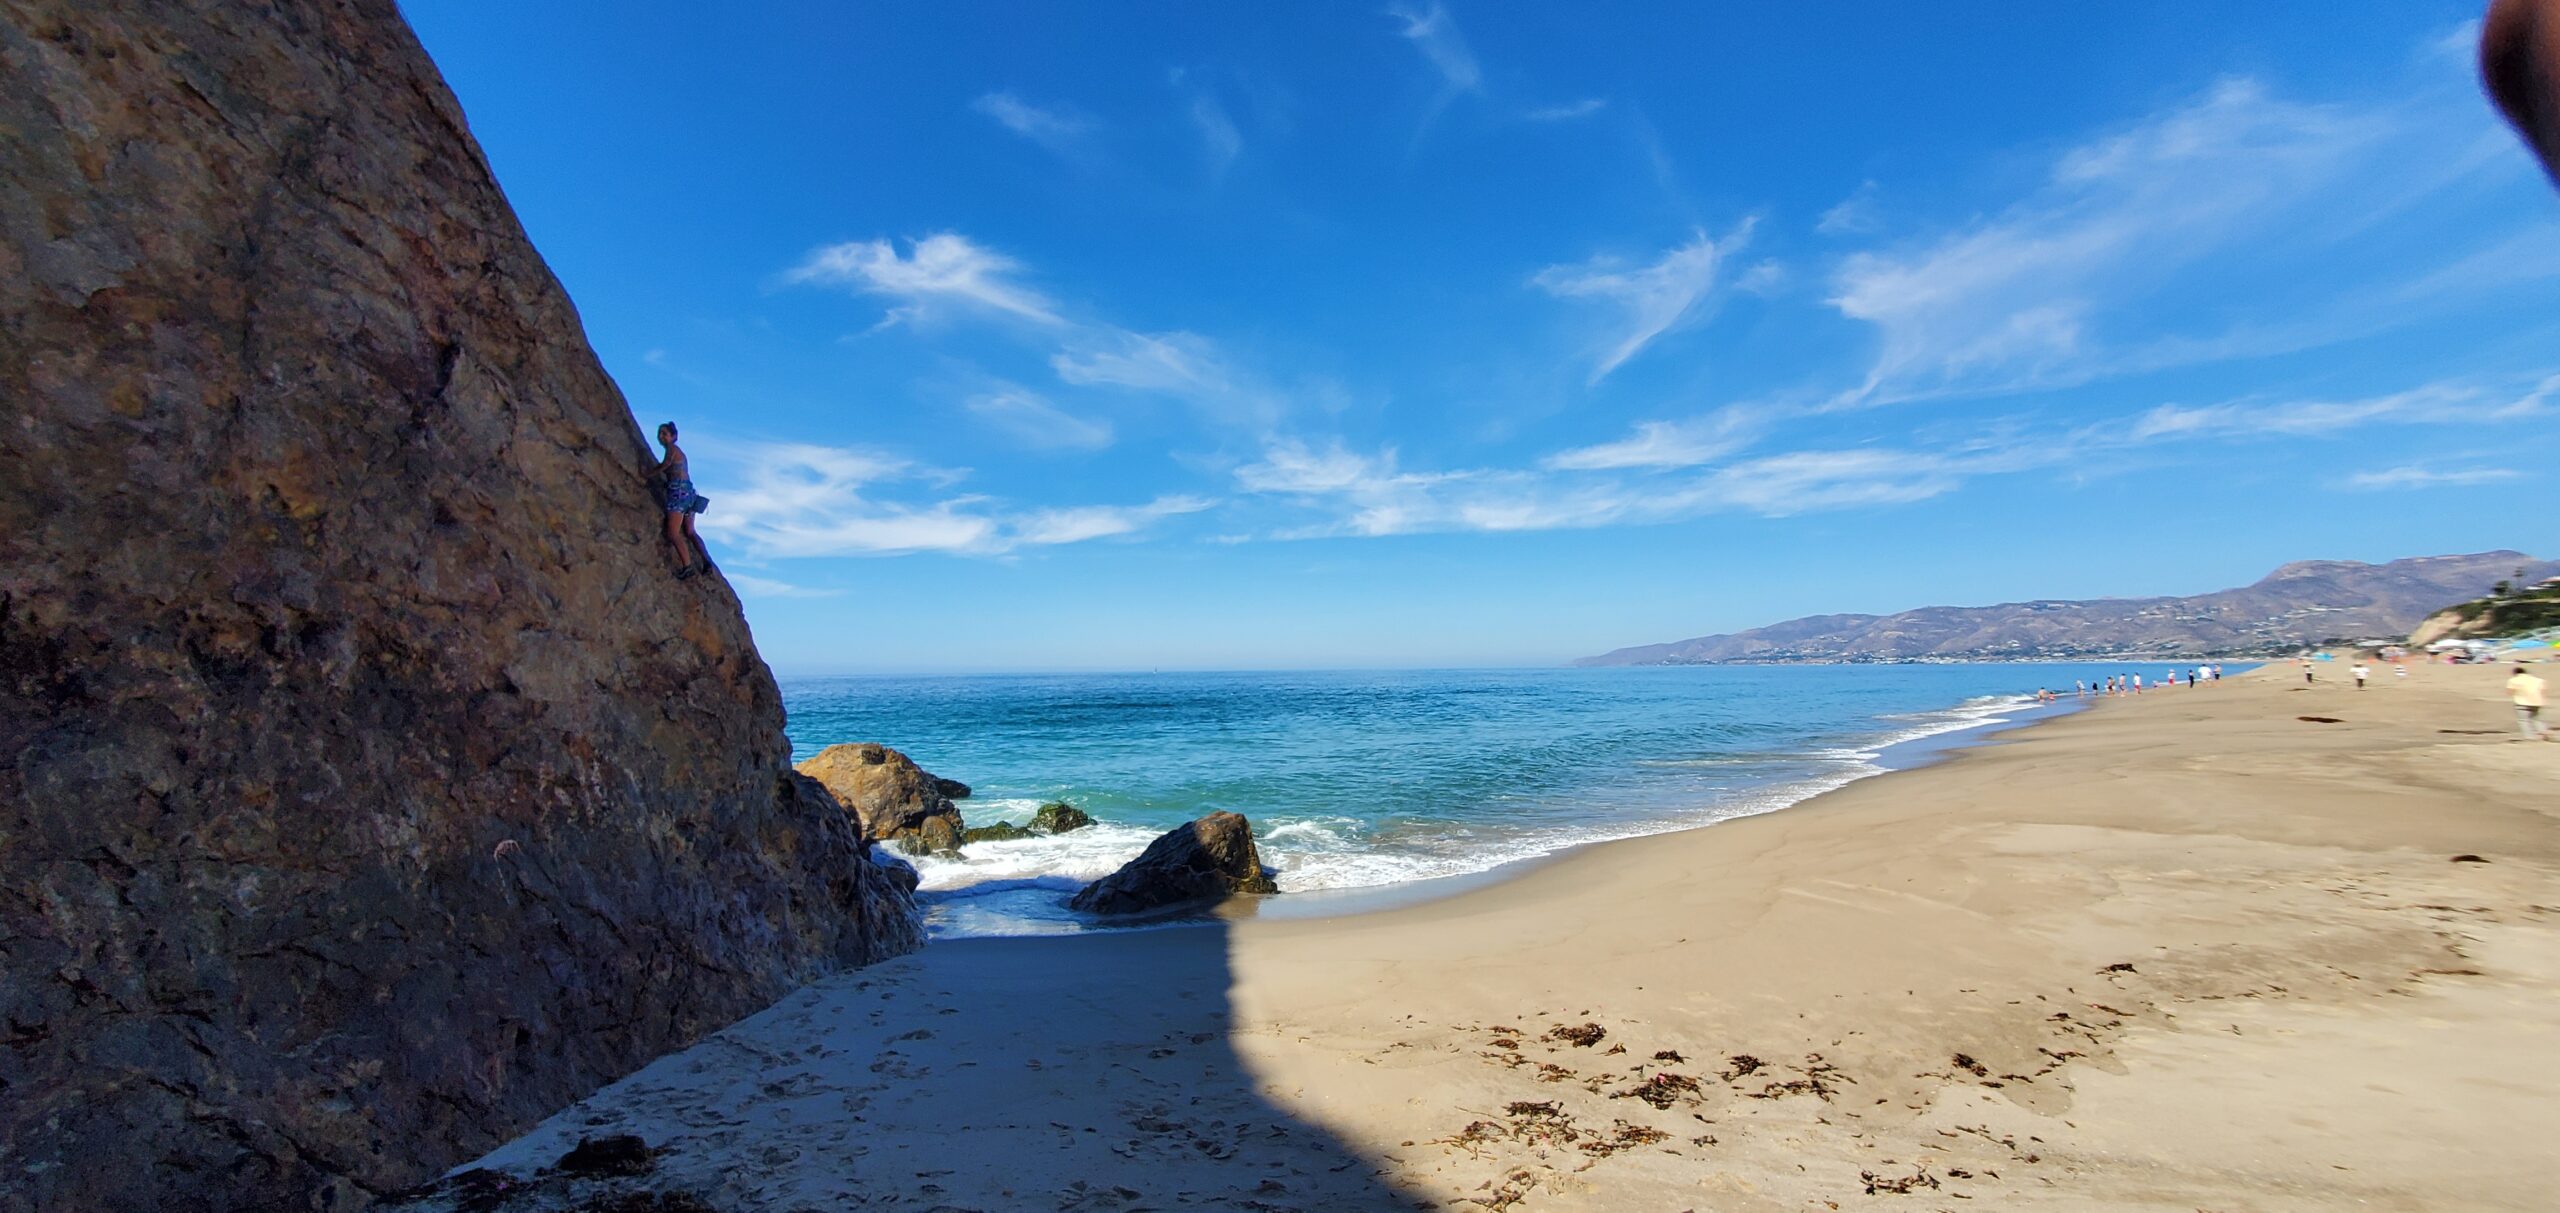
[2410,577,2560,645]
[0,2,919,1209]
[1578,551,2553,666]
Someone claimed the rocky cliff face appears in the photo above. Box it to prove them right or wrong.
[0,3,921,1209]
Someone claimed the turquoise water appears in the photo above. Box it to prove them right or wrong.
[779,664,2190,937]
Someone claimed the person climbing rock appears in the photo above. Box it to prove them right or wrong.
[654,421,711,578]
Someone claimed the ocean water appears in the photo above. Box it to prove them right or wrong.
[779,664,2182,938]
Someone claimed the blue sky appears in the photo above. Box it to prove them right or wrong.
[405,2,2559,672]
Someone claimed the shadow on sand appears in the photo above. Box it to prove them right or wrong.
[390,920,1421,1211]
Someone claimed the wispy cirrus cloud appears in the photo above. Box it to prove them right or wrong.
[1237,439,1623,538]
[1533,224,1754,382]
[787,233,1061,328]
[1386,2,1480,94]
[1526,98,1607,122]
[1234,429,2059,540]
[971,91,1097,158]
[696,440,1206,557]
[2344,464,2523,490]
[1189,94,1243,177]
[1544,406,1765,471]
[788,233,1285,429]
[1052,329,1284,427]
[725,573,842,599]
[1815,180,1882,236]
[963,386,1115,450]
[2127,374,2556,441]
[1828,78,2397,405]
[1016,496,1216,545]
[1238,362,2559,542]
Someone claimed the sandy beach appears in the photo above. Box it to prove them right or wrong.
[427,660,2560,1212]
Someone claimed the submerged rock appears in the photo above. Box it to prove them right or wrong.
[1070,812,1280,915]
[556,1134,658,1178]
[796,742,970,855]
[1031,801,1096,833]
[0,3,921,1208]
[961,821,1037,845]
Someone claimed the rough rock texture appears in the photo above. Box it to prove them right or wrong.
[793,743,970,855]
[960,821,1035,845]
[1070,812,1279,916]
[0,3,921,1210]
[1030,801,1095,834]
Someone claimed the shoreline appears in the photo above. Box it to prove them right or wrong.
[412,659,2559,1212]
[909,681,2087,939]
[1229,691,2085,928]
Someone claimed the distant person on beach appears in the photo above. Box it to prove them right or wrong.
[2510,665,2549,739]
[2300,658,2315,685]
[654,422,711,579]
[2352,660,2370,689]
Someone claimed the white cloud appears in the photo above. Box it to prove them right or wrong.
[1232,430,2058,540]
[1680,448,1975,515]
[2128,375,2556,440]
[971,92,1095,157]
[725,573,841,598]
[1533,224,1754,382]
[695,440,1200,557]
[1051,329,1282,427]
[1526,98,1607,122]
[1014,496,1215,545]
[1815,180,1881,236]
[1054,330,1224,392]
[1544,407,1763,470]
[2344,464,2523,490]
[1235,439,1497,537]
[1386,2,1481,94]
[1828,78,2394,404]
[1190,94,1242,176]
[2391,224,2560,302]
[787,232,1062,327]
[1734,260,1787,296]
[784,235,1289,430]
[963,386,1114,450]
[2425,20,2484,63]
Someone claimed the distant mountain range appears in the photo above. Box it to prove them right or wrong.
[1576,551,2557,666]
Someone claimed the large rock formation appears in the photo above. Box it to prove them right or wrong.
[1070,812,1279,916]
[794,742,970,855]
[0,3,921,1210]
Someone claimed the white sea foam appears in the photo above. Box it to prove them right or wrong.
[897,820,1165,891]
[896,691,2052,935]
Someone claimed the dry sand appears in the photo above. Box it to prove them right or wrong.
[428,660,2560,1212]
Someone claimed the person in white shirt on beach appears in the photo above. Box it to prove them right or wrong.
[2510,666,2549,740]
[2353,661,2370,689]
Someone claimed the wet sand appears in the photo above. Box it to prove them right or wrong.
[425,660,2560,1211]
